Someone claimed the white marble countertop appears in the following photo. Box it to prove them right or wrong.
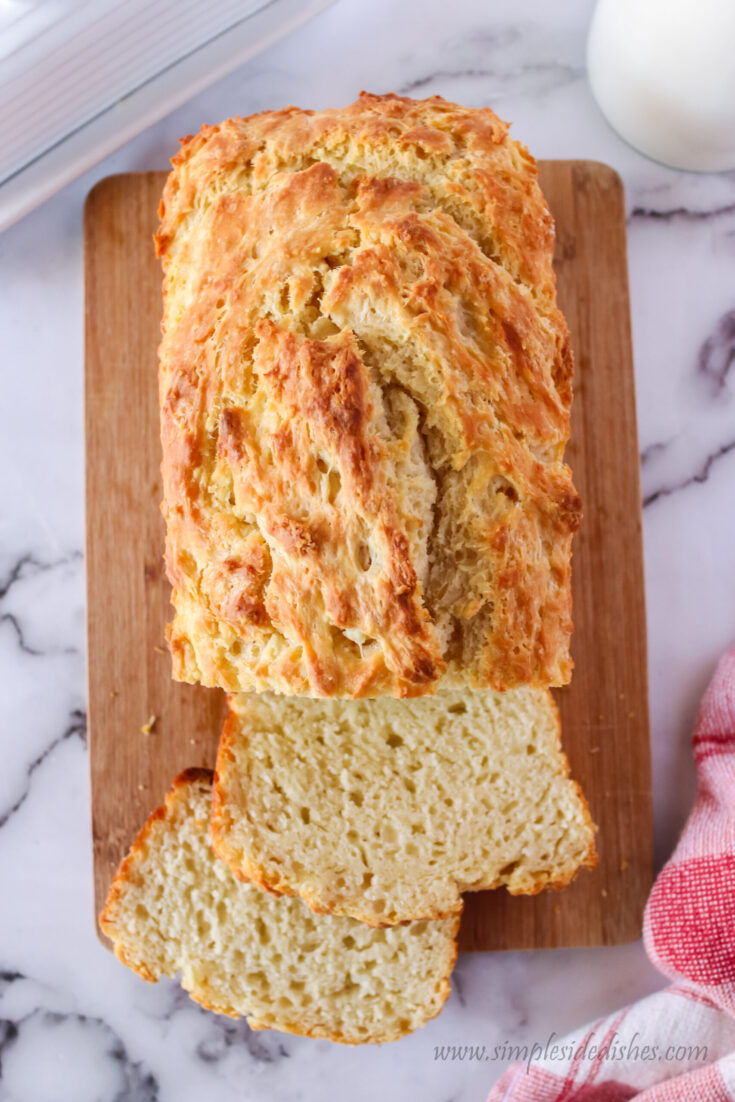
[1,0,734,1098]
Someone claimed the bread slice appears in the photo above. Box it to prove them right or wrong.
[157,92,580,699]
[212,689,597,926]
[100,769,458,1044]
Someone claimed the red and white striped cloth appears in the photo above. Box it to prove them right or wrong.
[489,645,735,1102]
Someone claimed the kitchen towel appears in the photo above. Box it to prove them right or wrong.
[489,645,735,1101]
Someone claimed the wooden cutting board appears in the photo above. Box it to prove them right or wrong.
[85,163,652,952]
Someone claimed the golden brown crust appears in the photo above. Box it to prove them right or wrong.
[158,92,579,697]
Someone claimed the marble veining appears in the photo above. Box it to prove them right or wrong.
[1,0,734,1098]
[0,971,159,1102]
[194,1019,291,1066]
[630,200,735,221]
[0,708,86,830]
[697,308,735,395]
[396,24,586,101]
[398,59,585,99]
[643,438,735,509]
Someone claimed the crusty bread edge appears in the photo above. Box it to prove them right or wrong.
[211,691,598,927]
[100,768,216,984]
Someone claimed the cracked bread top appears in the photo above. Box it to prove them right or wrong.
[157,92,580,698]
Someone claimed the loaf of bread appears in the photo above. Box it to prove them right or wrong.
[212,688,596,925]
[157,93,580,699]
[100,769,458,1043]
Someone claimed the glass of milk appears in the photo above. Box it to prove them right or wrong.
[587,0,735,171]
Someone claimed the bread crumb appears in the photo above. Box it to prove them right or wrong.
[620,860,629,872]
[154,645,166,654]
[589,746,600,754]
[137,783,145,791]
[109,690,118,698]
[601,888,608,898]
[141,715,157,735]
[101,771,460,1042]
[553,904,560,914]
[217,691,597,923]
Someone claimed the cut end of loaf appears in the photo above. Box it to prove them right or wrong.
[212,688,597,926]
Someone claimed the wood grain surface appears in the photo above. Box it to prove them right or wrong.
[85,163,652,952]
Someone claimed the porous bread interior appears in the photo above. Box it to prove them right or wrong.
[100,771,458,1044]
[213,688,597,925]
[158,94,580,698]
